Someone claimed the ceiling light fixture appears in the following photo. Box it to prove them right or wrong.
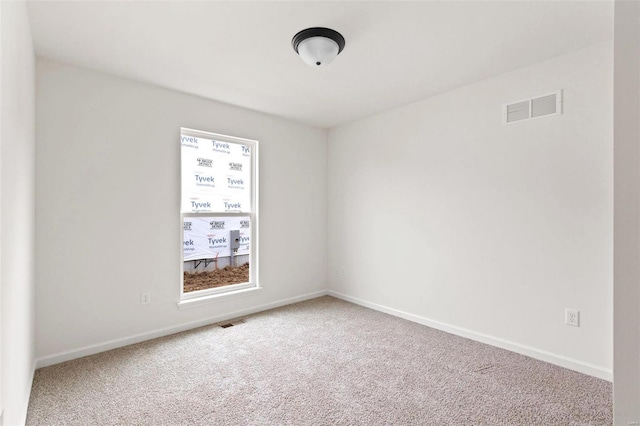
[292,27,346,67]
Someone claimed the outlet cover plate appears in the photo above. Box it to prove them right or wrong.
[565,309,580,327]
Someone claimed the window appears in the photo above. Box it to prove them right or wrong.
[180,128,258,301]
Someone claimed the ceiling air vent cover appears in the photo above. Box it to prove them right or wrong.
[504,90,562,124]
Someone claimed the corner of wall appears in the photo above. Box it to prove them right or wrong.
[613,0,640,423]
[1,0,37,424]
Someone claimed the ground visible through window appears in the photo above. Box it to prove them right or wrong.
[183,262,249,293]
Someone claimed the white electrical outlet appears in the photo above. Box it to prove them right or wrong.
[141,293,151,305]
[565,309,580,327]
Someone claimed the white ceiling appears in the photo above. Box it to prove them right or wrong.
[26,1,613,129]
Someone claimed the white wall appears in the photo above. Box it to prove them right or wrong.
[35,58,327,361]
[328,42,613,379]
[0,1,36,424]
[613,0,640,423]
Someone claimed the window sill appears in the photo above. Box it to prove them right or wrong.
[177,286,262,310]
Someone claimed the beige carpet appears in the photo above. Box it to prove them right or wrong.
[27,296,612,425]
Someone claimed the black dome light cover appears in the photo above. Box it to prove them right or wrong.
[292,27,346,54]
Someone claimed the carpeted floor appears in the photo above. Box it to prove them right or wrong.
[27,296,612,425]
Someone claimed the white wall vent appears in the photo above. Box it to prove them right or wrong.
[504,90,562,124]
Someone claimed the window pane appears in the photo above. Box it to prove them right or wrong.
[183,216,251,293]
[181,135,252,213]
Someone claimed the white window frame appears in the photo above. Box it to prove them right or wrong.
[178,128,259,306]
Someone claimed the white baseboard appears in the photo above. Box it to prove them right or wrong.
[14,358,37,426]
[34,288,612,382]
[36,290,328,369]
[327,290,613,382]
[25,358,37,424]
